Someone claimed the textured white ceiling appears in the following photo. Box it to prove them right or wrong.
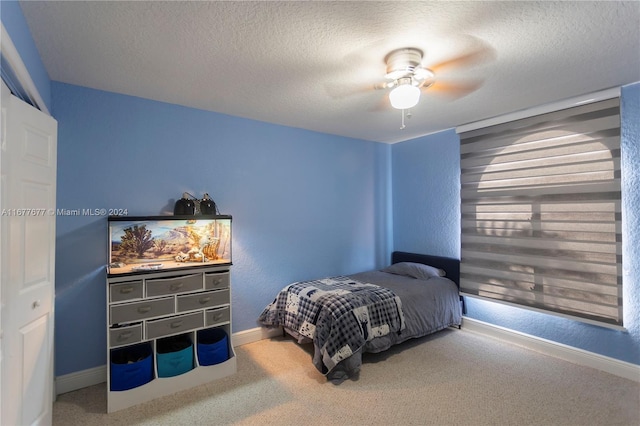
[19,1,640,143]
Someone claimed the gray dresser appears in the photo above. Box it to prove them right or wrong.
[106,265,236,412]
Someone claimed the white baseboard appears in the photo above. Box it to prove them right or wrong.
[55,327,282,396]
[462,316,640,382]
[231,326,282,347]
[55,365,106,397]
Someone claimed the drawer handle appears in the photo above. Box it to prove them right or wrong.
[137,306,152,314]
[170,283,184,291]
[170,320,183,329]
[199,297,211,304]
[119,286,133,294]
[118,331,133,340]
[211,313,222,320]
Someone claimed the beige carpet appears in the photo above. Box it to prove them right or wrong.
[53,329,640,426]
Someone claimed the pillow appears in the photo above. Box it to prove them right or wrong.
[382,262,446,280]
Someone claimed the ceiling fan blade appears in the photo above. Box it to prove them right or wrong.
[429,45,496,74]
[417,76,436,89]
[325,79,393,101]
[374,81,394,90]
[424,79,485,100]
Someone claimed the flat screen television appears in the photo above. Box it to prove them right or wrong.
[108,215,232,276]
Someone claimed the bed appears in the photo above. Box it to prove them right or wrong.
[257,251,462,383]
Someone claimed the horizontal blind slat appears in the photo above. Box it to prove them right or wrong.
[461,219,619,234]
[461,180,621,198]
[460,265,620,295]
[460,279,621,319]
[460,278,620,308]
[462,144,620,173]
[461,136,620,168]
[463,201,620,213]
[461,249,620,275]
[460,115,620,154]
[459,98,620,141]
[462,234,620,254]
[461,158,620,185]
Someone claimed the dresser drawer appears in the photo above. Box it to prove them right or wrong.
[109,323,143,348]
[110,297,174,325]
[146,273,203,297]
[146,312,204,339]
[177,289,230,312]
[205,306,230,326]
[110,280,143,302]
[205,271,230,290]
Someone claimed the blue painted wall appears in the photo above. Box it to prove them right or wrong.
[392,83,640,366]
[51,82,391,376]
[392,128,461,258]
[0,0,51,110]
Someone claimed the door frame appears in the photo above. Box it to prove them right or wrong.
[1,23,50,115]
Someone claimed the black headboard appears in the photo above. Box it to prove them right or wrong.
[391,251,460,288]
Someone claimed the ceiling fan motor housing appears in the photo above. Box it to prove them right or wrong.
[385,48,424,80]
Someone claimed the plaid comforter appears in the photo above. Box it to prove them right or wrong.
[258,276,405,374]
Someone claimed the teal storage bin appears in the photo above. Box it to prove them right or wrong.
[110,342,153,391]
[197,328,229,366]
[156,334,194,377]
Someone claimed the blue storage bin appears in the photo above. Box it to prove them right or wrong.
[197,328,229,366]
[110,343,153,391]
[156,334,194,377]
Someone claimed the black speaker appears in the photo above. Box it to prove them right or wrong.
[173,193,195,215]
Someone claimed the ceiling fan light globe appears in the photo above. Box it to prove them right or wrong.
[389,84,420,109]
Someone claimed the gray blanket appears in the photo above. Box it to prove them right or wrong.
[322,270,462,381]
[258,276,405,374]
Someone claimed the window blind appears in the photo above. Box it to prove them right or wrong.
[458,97,622,327]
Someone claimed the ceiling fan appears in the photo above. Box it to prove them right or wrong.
[372,44,493,129]
[324,37,494,129]
[377,48,435,111]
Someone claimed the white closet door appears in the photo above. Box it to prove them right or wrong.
[1,81,58,426]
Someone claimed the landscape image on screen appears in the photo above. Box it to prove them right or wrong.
[108,217,231,274]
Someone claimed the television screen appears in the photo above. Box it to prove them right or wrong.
[108,215,231,275]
